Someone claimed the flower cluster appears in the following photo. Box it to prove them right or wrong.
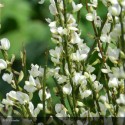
[0,0,125,124]
[47,0,125,118]
[0,38,51,124]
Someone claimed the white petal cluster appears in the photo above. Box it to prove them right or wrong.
[29,64,44,77]
[28,102,43,117]
[86,10,101,27]
[2,91,29,105]
[71,44,90,62]
[116,94,125,105]
[2,73,13,84]
[0,0,125,119]
[24,75,41,92]
[39,88,51,101]
[49,0,58,15]
[49,46,63,64]
[72,1,83,13]
[63,83,72,95]
[107,47,120,63]
[55,104,68,117]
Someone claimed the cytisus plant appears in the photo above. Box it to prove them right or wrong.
[0,0,125,125]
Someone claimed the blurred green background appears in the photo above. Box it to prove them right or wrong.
[0,0,107,104]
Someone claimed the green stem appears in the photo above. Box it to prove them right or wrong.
[62,0,77,116]
[88,80,102,116]
[77,0,82,25]
[119,7,125,53]
[119,6,125,94]
[42,50,48,124]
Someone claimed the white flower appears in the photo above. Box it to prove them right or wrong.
[108,4,121,16]
[80,90,92,99]
[39,67,44,77]
[49,0,58,15]
[71,49,88,62]
[72,1,83,12]
[49,21,57,34]
[0,59,7,70]
[112,66,125,79]
[86,65,95,73]
[2,98,14,106]
[99,102,107,116]
[99,95,108,103]
[28,102,43,117]
[89,74,96,82]
[6,91,29,105]
[39,89,51,101]
[86,13,94,21]
[38,0,45,4]
[70,32,83,45]
[49,46,63,64]
[86,10,101,27]
[108,77,118,88]
[57,75,67,84]
[24,76,38,93]
[16,91,30,104]
[108,0,118,5]
[73,72,87,86]
[67,14,78,31]
[102,22,111,34]
[6,91,17,100]
[55,104,68,118]
[80,108,89,117]
[48,67,60,77]
[29,64,41,77]
[93,81,103,92]
[116,94,125,105]
[120,0,125,7]
[2,73,13,84]
[100,34,111,43]
[117,106,125,117]
[55,104,63,113]
[88,0,98,8]
[63,83,72,95]
[0,38,10,50]
[107,47,120,63]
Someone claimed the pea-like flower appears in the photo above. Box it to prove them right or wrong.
[4,91,30,105]
[108,77,119,88]
[29,64,41,78]
[0,38,10,50]
[39,89,51,101]
[72,1,83,13]
[63,83,72,95]
[2,73,13,84]
[55,104,68,117]
[49,0,58,15]
[0,59,7,70]
[28,102,43,117]
[116,94,125,105]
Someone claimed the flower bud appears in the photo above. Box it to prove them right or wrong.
[120,51,125,59]
[38,0,45,4]
[0,59,7,70]
[86,13,94,21]
[0,38,10,50]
